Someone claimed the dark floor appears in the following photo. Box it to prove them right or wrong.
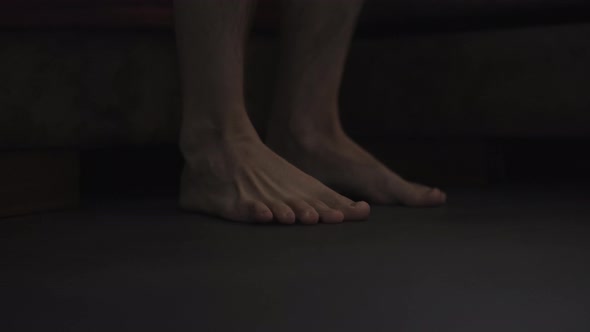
[2,184,590,332]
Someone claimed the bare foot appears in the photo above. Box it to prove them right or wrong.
[266,126,447,207]
[179,135,370,224]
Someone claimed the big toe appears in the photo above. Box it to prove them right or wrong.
[244,200,274,223]
[320,191,371,221]
[339,200,371,221]
[406,187,446,207]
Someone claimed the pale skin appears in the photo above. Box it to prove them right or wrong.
[174,0,446,225]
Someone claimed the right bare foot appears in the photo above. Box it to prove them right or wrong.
[179,135,370,224]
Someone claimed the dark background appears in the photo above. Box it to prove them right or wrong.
[1,1,590,331]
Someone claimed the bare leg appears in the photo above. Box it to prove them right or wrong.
[266,0,446,206]
[174,0,370,223]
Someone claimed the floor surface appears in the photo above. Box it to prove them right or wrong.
[2,184,590,331]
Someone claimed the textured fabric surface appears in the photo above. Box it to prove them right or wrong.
[1,0,590,28]
[2,22,590,148]
[2,0,589,10]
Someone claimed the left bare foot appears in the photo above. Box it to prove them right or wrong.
[266,125,446,207]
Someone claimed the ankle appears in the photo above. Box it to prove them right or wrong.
[181,102,262,144]
[267,114,344,147]
[267,103,342,135]
[180,123,263,164]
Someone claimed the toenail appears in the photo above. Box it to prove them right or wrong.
[351,201,366,207]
